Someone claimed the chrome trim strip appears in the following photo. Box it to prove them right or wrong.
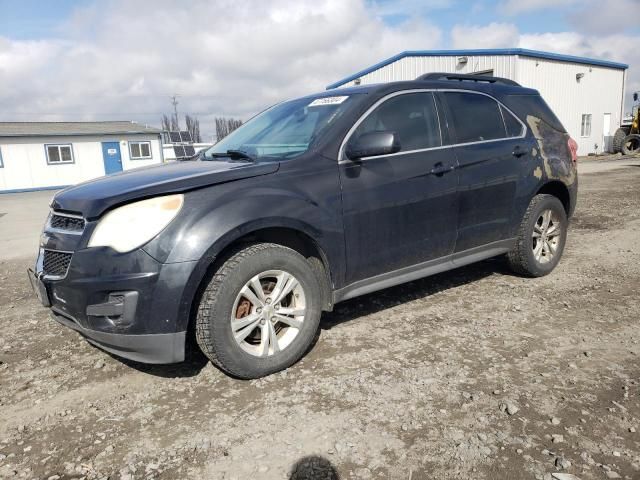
[46,226,83,236]
[338,88,528,163]
[51,210,84,219]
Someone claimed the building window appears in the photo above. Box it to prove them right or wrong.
[129,141,152,159]
[46,144,74,164]
[581,114,592,137]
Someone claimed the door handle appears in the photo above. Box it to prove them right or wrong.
[430,163,455,176]
[512,145,527,158]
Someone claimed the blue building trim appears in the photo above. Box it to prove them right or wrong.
[326,48,629,89]
[0,185,69,194]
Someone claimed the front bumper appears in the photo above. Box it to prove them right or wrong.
[51,309,185,363]
[31,246,198,364]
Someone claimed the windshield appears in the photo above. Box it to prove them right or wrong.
[203,94,357,160]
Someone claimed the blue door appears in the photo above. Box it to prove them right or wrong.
[101,142,123,174]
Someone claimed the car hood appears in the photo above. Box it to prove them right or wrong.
[52,160,280,218]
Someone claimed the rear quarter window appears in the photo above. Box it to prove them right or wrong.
[502,94,566,133]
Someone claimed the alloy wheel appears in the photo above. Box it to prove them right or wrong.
[532,209,562,264]
[230,270,306,357]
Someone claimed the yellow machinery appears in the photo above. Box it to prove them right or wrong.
[613,92,639,155]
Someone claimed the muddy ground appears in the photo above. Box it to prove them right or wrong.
[1,160,639,480]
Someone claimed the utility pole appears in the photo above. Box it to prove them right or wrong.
[171,94,180,130]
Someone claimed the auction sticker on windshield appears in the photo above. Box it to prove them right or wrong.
[308,96,349,107]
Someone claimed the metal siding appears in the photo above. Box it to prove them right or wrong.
[327,49,627,89]
[515,56,625,154]
[351,55,517,86]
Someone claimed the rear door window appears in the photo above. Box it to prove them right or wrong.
[444,92,507,144]
[501,105,524,138]
[352,92,441,152]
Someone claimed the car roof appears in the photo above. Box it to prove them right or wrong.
[315,78,539,99]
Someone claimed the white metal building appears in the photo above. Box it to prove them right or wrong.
[0,121,163,193]
[327,48,629,155]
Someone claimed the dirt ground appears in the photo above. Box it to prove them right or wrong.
[1,159,639,480]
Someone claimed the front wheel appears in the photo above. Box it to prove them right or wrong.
[195,243,322,379]
[507,194,568,277]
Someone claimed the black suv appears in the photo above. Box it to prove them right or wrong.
[29,73,578,379]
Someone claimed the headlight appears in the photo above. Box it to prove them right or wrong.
[88,194,184,253]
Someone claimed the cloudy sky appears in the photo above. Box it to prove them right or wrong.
[1,0,638,141]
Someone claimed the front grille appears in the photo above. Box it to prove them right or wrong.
[43,250,72,278]
[50,213,85,232]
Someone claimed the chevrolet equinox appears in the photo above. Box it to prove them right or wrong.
[29,73,578,379]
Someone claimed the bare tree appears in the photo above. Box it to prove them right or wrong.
[170,114,179,131]
[161,114,171,132]
[215,117,243,141]
[185,114,202,143]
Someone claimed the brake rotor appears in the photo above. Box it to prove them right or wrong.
[235,278,279,345]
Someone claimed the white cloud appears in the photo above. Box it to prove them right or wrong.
[499,0,578,15]
[567,0,640,35]
[451,22,519,49]
[1,0,638,138]
[0,0,443,139]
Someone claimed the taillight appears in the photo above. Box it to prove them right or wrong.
[568,137,578,164]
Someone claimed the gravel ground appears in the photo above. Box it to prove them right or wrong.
[1,160,639,480]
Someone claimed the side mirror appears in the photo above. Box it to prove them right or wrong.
[345,131,401,160]
[634,92,638,102]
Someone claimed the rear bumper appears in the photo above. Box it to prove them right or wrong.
[51,308,186,364]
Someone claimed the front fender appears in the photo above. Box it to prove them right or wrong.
[143,178,344,272]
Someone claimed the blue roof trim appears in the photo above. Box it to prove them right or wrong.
[326,48,629,89]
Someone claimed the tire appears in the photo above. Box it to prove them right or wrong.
[195,243,322,379]
[622,134,640,156]
[507,194,568,277]
[612,128,628,153]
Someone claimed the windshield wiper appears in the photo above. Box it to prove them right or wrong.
[206,149,255,161]
[225,149,255,161]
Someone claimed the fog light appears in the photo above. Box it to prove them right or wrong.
[86,291,138,327]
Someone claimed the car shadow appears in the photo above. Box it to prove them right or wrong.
[320,256,509,330]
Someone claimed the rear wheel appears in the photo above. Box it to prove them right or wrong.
[622,134,640,155]
[196,243,322,379]
[612,128,628,153]
[507,194,568,277]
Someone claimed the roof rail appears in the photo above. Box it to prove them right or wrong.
[417,72,520,87]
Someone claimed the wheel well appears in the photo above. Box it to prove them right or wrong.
[537,181,570,215]
[191,227,333,318]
